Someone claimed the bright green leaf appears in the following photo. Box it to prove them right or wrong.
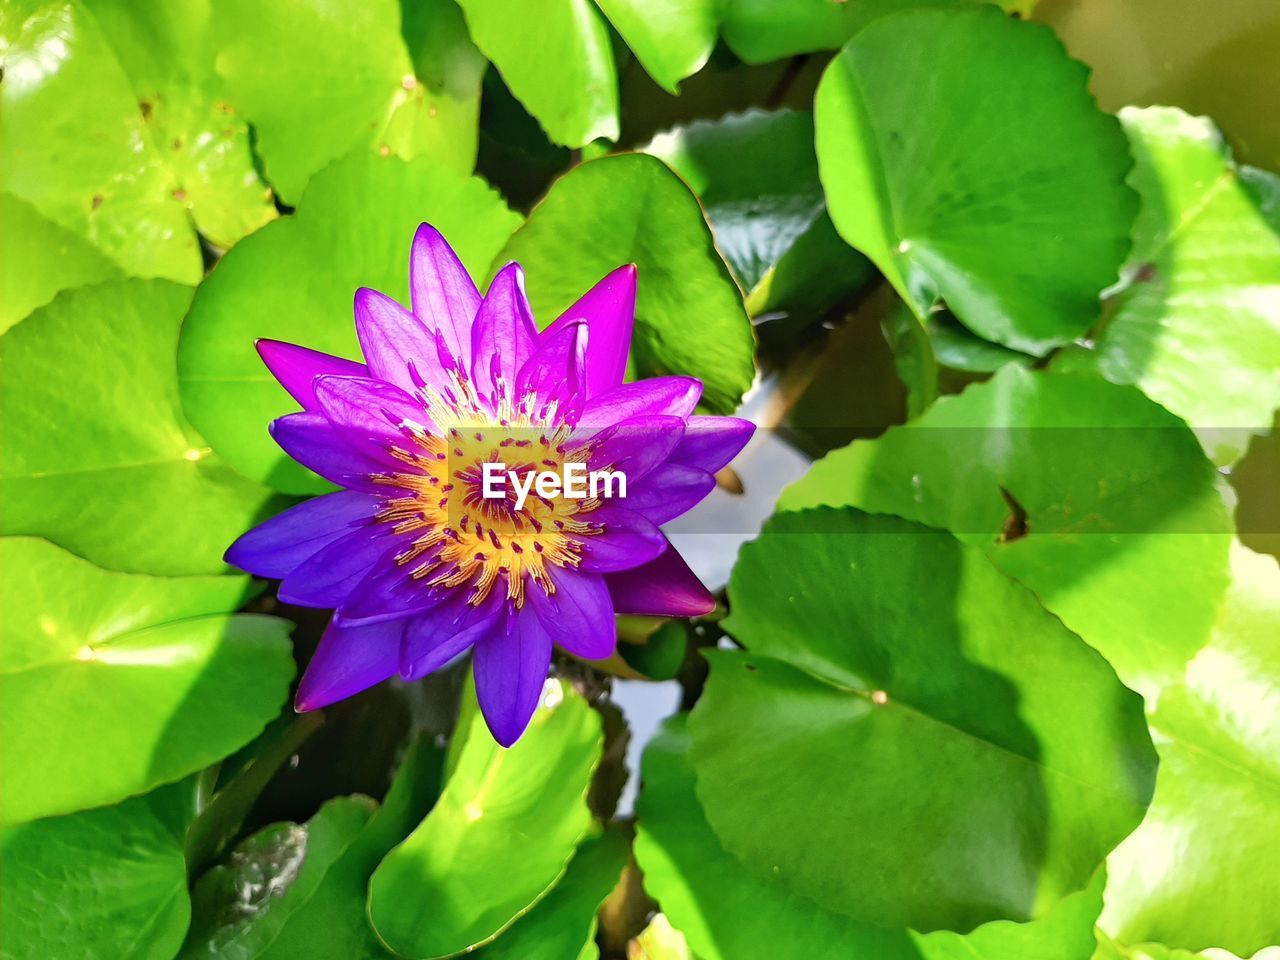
[211,0,485,204]
[0,191,119,333]
[177,151,520,494]
[1,781,198,960]
[687,509,1154,932]
[1099,543,1280,955]
[1056,107,1280,466]
[456,0,617,148]
[369,680,602,959]
[498,153,755,413]
[0,279,287,574]
[629,915,692,960]
[0,0,201,282]
[781,365,1233,698]
[0,538,292,825]
[814,6,1136,353]
[593,0,716,94]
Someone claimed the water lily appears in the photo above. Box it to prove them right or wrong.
[226,224,754,745]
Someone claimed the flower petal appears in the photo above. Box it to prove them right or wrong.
[334,545,447,626]
[528,567,617,659]
[296,617,404,711]
[516,319,587,414]
[400,590,504,680]
[270,412,399,490]
[278,525,399,608]
[410,222,481,367]
[354,287,454,395]
[256,340,368,411]
[670,416,755,473]
[585,414,685,483]
[543,264,636,398]
[224,491,378,579]
[576,377,702,427]
[313,375,434,441]
[573,505,666,573]
[618,463,715,524]
[605,541,714,617]
[473,610,554,747]
[471,262,538,405]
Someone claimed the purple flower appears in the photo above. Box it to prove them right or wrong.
[226,224,754,745]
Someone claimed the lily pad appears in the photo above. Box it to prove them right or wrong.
[211,0,485,204]
[593,0,716,95]
[1056,107,1280,466]
[368,680,602,959]
[688,509,1155,932]
[498,153,755,413]
[0,538,293,825]
[781,365,1233,699]
[814,6,1137,354]
[177,151,520,494]
[0,279,287,575]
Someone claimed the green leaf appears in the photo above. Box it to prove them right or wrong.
[593,0,716,94]
[211,0,484,204]
[1,781,198,960]
[628,915,692,960]
[618,620,687,681]
[455,0,617,147]
[0,279,287,574]
[0,538,294,825]
[688,509,1155,932]
[497,153,755,413]
[0,0,201,282]
[368,680,602,959]
[781,365,1233,699]
[814,6,1137,354]
[178,151,520,494]
[720,0,1039,64]
[75,0,277,248]
[0,191,119,333]
[636,716,1109,960]
[475,826,628,959]
[641,109,871,313]
[1056,107,1280,466]
[1099,544,1280,956]
[182,735,445,959]
[926,313,1034,374]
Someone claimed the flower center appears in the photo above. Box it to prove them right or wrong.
[372,369,600,608]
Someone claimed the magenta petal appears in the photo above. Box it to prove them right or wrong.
[670,416,755,473]
[577,377,702,427]
[410,223,480,367]
[618,464,716,524]
[278,526,399,608]
[605,542,714,617]
[354,287,453,394]
[471,262,538,403]
[256,339,367,411]
[574,506,665,573]
[296,617,404,711]
[585,414,685,483]
[473,611,554,747]
[313,375,434,441]
[543,264,636,398]
[528,568,616,660]
[269,412,397,490]
[516,319,587,412]
[225,491,377,579]
[400,590,503,680]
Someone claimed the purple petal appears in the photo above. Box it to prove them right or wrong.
[334,546,446,625]
[516,319,587,413]
[278,525,399,608]
[256,339,367,411]
[670,416,755,473]
[617,463,715,524]
[270,412,399,490]
[296,617,404,711]
[573,505,666,573]
[354,287,455,395]
[410,223,480,367]
[400,590,504,680]
[605,542,714,617]
[528,567,616,659]
[543,264,636,398]
[471,262,538,404]
[473,610,554,747]
[225,491,378,578]
[584,414,685,483]
[576,377,702,427]
[313,375,434,441]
